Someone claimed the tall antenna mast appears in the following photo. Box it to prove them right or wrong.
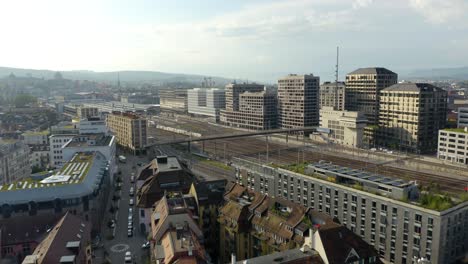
[335,46,339,84]
[335,46,340,110]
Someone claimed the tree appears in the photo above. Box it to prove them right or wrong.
[14,94,37,108]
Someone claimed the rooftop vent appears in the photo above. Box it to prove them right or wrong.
[59,255,76,263]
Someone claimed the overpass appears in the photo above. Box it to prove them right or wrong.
[147,127,318,149]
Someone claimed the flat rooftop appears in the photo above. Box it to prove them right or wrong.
[64,134,114,148]
[443,128,468,134]
[0,152,108,204]
[310,162,412,188]
[156,156,182,172]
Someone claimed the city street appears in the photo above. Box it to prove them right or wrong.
[95,152,150,264]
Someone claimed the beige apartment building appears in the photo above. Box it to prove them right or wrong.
[106,111,148,153]
[220,90,277,130]
[317,106,367,147]
[278,74,320,130]
[320,81,345,110]
[345,68,398,125]
[378,83,447,153]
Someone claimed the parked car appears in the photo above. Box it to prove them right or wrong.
[142,241,150,249]
[128,215,132,222]
[129,187,134,196]
[129,198,134,206]
[127,229,133,237]
[124,251,132,263]
[130,176,135,183]
[128,207,133,214]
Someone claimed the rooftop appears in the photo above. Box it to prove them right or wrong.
[347,67,396,75]
[0,152,108,204]
[236,248,323,264]
[22,130,49,136]
[382,82,444,92]
[64,134,114,148]
[443,128,468,134]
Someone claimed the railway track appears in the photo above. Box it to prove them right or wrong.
[193,136,467,194]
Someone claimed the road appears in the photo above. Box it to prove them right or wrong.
[95,153,150,264]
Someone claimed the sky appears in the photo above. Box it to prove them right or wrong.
[0,0,467,82]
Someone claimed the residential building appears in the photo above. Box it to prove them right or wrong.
[278,74,320,130]
[221,89,278,130]
[378,83,447,153]
[77,106,98,119]
[188,180,227,262]
[106,111,148,153]
[0,152,111,234]
[458,107,468,128]
[22,212,92,264]
[0,140,31,185]
[345,68,398,125]
[219,183,378,264]
[21,130,49,145]
[136,156,194,233]
[49,134,75,167]
[188,88,226,121]
[0,214,64,263]
[437,128,468,164]
[317,106,367,147]
[320,81,345,110]
[30,145,50,170]
[78,116,108,135]
[232,158,468,264]
[150,194,208,263]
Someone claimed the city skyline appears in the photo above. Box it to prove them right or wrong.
[0,0,467,82]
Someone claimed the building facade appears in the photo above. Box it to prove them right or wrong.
[49,134,75,168]
[320,81,345,110]
[159,88,188,113]
[106,111,148,153]
[378,83,447,153]
[278,74,320,129]
[220,90,277,130]
[187,88,226,120]
[224,83,265,112]
[345,68,398,125]
[458,107,468,128]
[0,140,31,185]
[77,106,99,119]
[232,158,468,264]
[317,106,367,147]
[0,152,111,235]
[437,128,468,164]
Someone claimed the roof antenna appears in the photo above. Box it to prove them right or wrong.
[335,46,339,84]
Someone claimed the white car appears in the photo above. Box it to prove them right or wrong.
[129,198,134,206]
[128,207,133,214]
[142,241,150,249]
[124,251,132,263]
[130,176,135,183]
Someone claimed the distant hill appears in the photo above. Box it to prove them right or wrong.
[404,66,468,81]
[0,66,236,85]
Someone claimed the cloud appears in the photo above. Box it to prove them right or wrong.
[409,0,468,25]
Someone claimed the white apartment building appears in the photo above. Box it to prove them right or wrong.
[49,134,75,167]
[458,107,468,128]
[0,140,31,184]
[317,107,367,147]
[437,128,468,165]
[78,117,108,135]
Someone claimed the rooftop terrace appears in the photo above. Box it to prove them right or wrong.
[64,134,114,148]
[0,152,108,204]
[443,128,468,134]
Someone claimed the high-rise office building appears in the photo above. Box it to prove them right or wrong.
[187,88,226,120]
[278,74,320,129]
[320,81,345,110]
[220,83,277,130]
[345,68,398,125]
[378,83,447,153]
[106,111,148,153]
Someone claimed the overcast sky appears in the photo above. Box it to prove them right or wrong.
[0,0,467,82]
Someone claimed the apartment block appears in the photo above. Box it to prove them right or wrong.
[345,68,398,125]
[232,158,468,264]
[77,106,98,119]
[221,90,277,130]
[106,111,147,153]
[188,88,226,121]
[219,182,378,264]
[458,107,468,128]
[278,74,320,129]
[0,140,31,185]
[437,128,468,164]
[320,81,345,110]
[378,83,447,153]
[317,106,367,147]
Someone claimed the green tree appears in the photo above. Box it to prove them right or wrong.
[14,94,37,108]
